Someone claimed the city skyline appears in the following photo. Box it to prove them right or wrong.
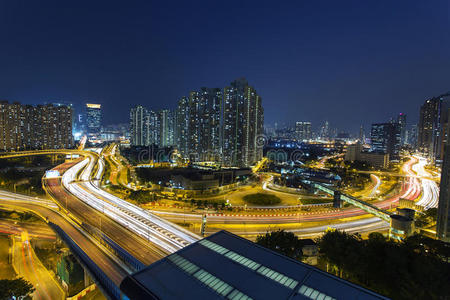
[0,1,449,131]
[0,1,448,299]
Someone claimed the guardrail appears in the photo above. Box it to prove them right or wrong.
[81,222,146,272]
[48,222,129,300]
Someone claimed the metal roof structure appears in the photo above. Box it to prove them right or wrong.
[120,230,389,300]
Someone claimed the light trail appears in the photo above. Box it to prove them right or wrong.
[62,156,199,254]
[413,156,439,209]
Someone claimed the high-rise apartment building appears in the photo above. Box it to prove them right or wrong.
[129,106,175,147]
[176,97,190,156]
[418,98,441,160]
[222,78,263,167]
[130,105,147,146]
[0,101,73,151]
[86,103,102,136]
[175,88,222,162]
[132,78,263,167]
[417,94,450,162]
[370,122,401,160]
[158,109,175,147]
[295,122,312,141]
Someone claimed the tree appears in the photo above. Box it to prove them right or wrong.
[0,278,34,300]
[255,230,304,260]
[316,230,450,299]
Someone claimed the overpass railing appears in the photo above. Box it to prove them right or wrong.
[81,222,146,272]
[48,222,129,300]
[312,183,391,222]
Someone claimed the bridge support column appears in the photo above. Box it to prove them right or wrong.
[333,191,342,208]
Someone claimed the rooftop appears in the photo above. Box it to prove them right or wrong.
[120,230,388,300]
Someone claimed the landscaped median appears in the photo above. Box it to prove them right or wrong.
[243,193,281,205]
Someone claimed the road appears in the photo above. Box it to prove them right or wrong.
[412,155,439,209]
[0,190,129,286]
[0,219,55,240]
[45,159,167,265]
[12,233,64,300]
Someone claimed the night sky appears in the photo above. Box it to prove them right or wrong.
[0,1,449,133]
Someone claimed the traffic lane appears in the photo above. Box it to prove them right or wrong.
[45,178,165,265]
[0,220,55,240]
[2,201,127,285]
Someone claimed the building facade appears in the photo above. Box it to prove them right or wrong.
[295,122,312,141]
[437,125,450,242]
[370,122,401,160]
[222,78,263,167]
[86,103,102,136]
[397,113,407,145]
[130,105,147,146]
[417,93,450,163]
[0,101,73,151]
[132,78,264,168]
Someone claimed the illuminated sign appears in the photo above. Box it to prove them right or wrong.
[45,170,60,178]
[86,103,101,109]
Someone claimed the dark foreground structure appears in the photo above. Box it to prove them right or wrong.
[120,231,388,300]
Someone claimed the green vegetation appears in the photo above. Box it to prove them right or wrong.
[128,190,156,204]
[0,155,65,195]
[317,230,450,299]
[0,210,39,222]
[256,230,305,260]
[256,229,450,299]
[415,208,437,228]
[300,198,333,205]
[0,277,34,300]
[243,193,281,205]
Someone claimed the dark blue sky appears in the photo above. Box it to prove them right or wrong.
[0,1,449,133]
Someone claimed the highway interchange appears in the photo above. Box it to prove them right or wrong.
[0,148,441,298]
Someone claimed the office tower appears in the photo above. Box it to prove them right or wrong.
[223,78,263,167]
[295,121,312,141]
[130,105,147,146]
[359,125,365,143]
[437,122,450,242]
[370,122,401,160]
[0,101,73,150]
[397,113,407,145]
[86,103,102,136]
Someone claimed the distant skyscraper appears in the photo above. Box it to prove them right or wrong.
[0,101,73,150]
[437,123,450,242]
[130,105,147,146]
[359,125,365,143]
[319,121,329,140]
[295,122,312,141]
[222,78,263,167]
[86,103,102,136]
[397,113,407,145]
[370,122,401,160]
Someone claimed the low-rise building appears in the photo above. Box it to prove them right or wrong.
[345,142,389,168]
[171,174,219,190]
